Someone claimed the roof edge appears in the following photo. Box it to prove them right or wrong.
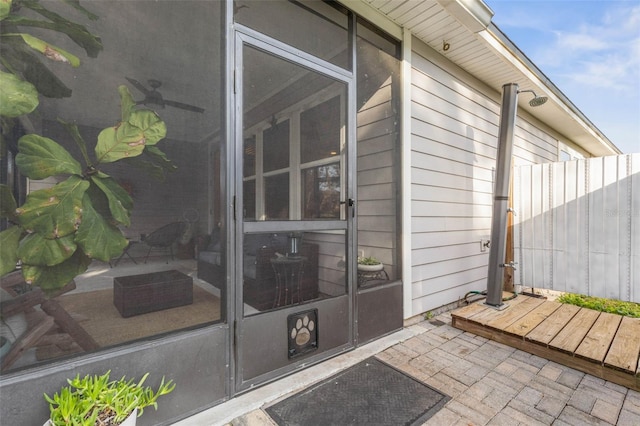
[484,22,622,156]
[437,0,494,33]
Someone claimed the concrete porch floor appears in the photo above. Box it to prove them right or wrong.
[176,312,640,426]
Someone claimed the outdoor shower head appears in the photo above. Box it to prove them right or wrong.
[528,95,548,107]
[519,89,548,107]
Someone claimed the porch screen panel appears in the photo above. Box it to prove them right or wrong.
[0,0,226,372]
[234,0,350,70]
[356,19,402,286]
[241,42,349,316]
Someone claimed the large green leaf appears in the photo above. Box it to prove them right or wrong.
[84,179,112,219]
[0,226,22,276]
[120,146,177,181]
[90,175,133,226]
[0,70,39,117]
[1,42,73,98]
[22,249,92,291]
[57,118,90,165]
[128,109,166,145]
[94,111,166,164]
[10,1,103,58]
[59,0,99,21]
[0,183,18,221]
[94,123,145,164]
[119,85,135,122]
[0,0,11,21]
[17,232,76,266]
[145,145,177,171]
[76,194,127,262]
[16,175,89,238]
[16,134,82,179]
[17,33,80,67]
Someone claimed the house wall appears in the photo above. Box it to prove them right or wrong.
[408,39,561,317]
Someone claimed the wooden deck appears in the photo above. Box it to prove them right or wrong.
[451,294,640,391]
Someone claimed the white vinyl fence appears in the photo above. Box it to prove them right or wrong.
[513,154,639,302]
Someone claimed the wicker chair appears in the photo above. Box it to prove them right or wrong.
[141,222,187,264]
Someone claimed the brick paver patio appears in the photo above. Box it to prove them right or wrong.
[209,312,640,425]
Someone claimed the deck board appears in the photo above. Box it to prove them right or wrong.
[452,302,488,320]
[503,300,561,337]
[467,295,529,326]
[549,308,600,354]
[604,317,640,374]
[486,296,545,330]
[526,304,581,345]
[451,295,640,392]
[575,312,622,362]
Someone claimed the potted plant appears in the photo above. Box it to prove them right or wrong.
[357,256,383,272]
[43,371,175,426]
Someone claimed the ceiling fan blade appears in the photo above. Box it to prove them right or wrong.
[125,77,151,96]
[164,99,205,113]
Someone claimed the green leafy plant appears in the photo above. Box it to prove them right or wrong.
[557,293,640,318]
[357,256,381,265]
[44,371,175,426]
[0,0,174,293]
[0,86,169,291]
[0,0,102,102]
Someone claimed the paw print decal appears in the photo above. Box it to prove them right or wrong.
[291,314,315,346]
[288,309,318,358]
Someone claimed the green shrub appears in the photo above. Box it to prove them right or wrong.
[556,293,640,318]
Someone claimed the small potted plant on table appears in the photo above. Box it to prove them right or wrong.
[357,256,383,272]
[44,371,175,426]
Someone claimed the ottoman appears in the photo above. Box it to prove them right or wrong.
[114,270,193,317]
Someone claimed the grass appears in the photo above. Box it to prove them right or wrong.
[556,293,640,318]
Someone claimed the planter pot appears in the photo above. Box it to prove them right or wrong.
[45,408,137,426]
[358,263,383,272]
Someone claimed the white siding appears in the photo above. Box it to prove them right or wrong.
[409,44,560,316]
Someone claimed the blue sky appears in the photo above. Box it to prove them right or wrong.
[486,0,640,154]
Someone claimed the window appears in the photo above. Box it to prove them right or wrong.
[243,92,344,221]
[302,164,341,219]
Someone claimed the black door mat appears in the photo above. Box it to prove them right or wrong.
[265,357,450,426]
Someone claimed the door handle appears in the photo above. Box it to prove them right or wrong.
[340,198,355,217]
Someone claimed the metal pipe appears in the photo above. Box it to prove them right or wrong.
[486,83,519,307]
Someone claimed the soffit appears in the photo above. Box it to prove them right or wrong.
[357,0,620,156]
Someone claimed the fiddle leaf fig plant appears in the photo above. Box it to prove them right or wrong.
[0,0,174,292]
[0,86,168,291]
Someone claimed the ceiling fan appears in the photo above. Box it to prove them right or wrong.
[125,77,205,113]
